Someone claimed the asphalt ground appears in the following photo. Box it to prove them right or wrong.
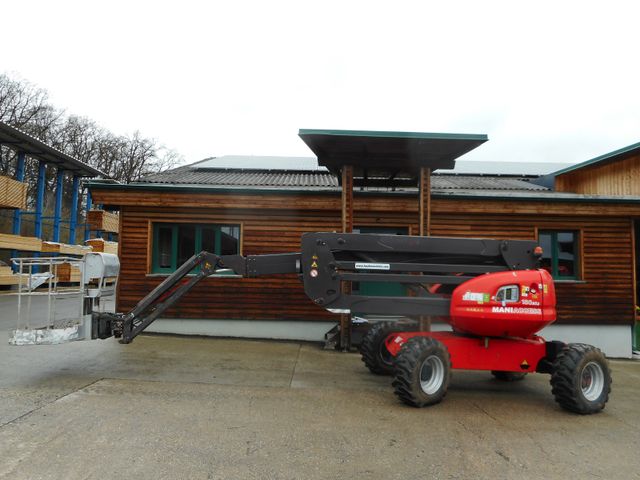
[0,295,639,479]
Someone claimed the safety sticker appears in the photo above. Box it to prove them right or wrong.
[462,292,490,304]
[355,263,390,270]
[520,359,529,369]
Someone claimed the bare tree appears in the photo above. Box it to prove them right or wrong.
[0,73,182,184]
[0,74,52,128]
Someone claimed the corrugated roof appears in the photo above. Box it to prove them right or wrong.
[138,167,546,192]
[88,180,640,205]
[434,176,547,191]
[0,121,106,177]
[141,169,338,188]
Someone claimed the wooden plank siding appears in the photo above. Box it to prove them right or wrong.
[92,188,640,327]
[430,214,634,325]
[555,151,640,195]
[117,205,340,322]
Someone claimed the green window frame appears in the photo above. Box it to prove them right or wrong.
[151,223,241,274]
[538,230,579,280]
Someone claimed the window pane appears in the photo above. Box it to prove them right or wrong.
[496,285,519,303]
[538,233,552,274]
[154,223,241,273]
[158,226,173,268]
[220,226,240,255]
[557,232,575,277]
[177,225,196,265]
[201,227,216,252]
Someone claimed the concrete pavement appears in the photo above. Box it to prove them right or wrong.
[0,295,639,479]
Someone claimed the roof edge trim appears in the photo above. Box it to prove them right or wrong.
[298,129,488,141]
[86,182,640,204]
[551,141,640,177]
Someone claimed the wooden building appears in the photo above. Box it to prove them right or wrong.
[550,141,640,352]
[88,130,640,357]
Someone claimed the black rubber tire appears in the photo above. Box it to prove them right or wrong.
[392,336,451,407]
[359,322,410,375]
[491,371,527,382]
[550,343,612,414]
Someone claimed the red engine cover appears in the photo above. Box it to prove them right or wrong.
[449,269,556,338]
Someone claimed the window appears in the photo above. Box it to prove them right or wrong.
[151,223,241,273]
[538,230,579,280]
[496,284,519,303]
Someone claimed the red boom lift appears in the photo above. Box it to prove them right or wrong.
[93,232,611,414]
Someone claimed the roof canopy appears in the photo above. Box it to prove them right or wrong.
[298,129,487,186]
[0,121,105,177]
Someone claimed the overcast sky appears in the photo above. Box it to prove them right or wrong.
[3,1,640,167]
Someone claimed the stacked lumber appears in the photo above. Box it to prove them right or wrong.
[56,263,81,282]
[0,175,27,209]
[60,244,92,255]
[0,265,21,285]
[0,233,42,252]
[85,238,118,255]
[0,274,21,286]
[42,242,92,256]
[41,241,61,253]
[87,210,119,233]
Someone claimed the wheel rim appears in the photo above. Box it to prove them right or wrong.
[419,355,445,395]
[378,341,394,367]
[581,361,605,401]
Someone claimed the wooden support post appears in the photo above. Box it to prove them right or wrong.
[340,165,354,350]
[341,165,354,233]
[419,167,431,236]
[419,167,431,331]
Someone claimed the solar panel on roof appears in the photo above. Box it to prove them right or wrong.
[195,155,327,171]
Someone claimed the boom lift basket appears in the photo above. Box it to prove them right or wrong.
[9,253,119,345]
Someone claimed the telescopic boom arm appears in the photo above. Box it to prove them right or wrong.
[93,232,539,344]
